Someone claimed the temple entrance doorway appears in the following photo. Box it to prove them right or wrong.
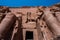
[25,31,33,40]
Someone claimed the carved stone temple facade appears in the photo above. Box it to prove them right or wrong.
[0,4,60,40]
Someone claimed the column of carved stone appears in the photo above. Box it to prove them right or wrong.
[43,8,60,37]
[36,19,43,40]
[0,13,16,39]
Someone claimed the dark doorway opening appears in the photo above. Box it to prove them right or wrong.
[25,31,33,40]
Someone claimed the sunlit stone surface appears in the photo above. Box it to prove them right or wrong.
[0,3,60,40]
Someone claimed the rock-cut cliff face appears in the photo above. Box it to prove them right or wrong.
[0,4,60,40]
